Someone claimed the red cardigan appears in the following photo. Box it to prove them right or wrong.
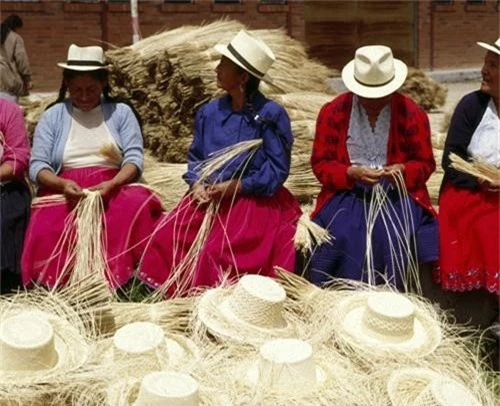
[311,92,436,217]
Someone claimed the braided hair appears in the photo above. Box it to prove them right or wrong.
[1,14,23,46]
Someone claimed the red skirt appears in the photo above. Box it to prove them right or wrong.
[21,167,163,289]
[437,184,500,294]
[138,187,302,296]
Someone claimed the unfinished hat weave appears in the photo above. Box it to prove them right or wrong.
[333,291,441,357]
[197,274,296,345]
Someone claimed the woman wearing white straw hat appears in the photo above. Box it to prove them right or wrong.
[21,44,163,290]
[308,45,437,290]
[138,30,301,295]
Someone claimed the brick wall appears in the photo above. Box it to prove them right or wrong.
[417,0,499,70]
[1,0,302,92]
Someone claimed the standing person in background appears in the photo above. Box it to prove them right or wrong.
[0,96,31,293]
[436,38,499,329]
[308,45,438,290]
[0,14,32,100]
[139,30,301,296]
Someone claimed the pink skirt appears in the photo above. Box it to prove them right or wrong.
[437,184,500,294]
[138,187,302,296]
[21,167,163,289]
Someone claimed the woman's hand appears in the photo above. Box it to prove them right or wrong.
[347,166,384,185]
[89,180,119,200]
[382,163,405,183]
[61,179,85,200]
[192,182,210,204]
[207,180,242,200]
[478,178,500,193]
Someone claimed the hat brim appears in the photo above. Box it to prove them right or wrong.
[214,44,272,83]
[0,309,90,384]
[57,62,108,72]
[341,59,408,98]
[197,288,296,346]
[334,293,441,358]
[477,41,500,56]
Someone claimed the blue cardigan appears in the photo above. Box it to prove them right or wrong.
[29,99,144,183]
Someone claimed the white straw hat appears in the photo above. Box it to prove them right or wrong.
[342,45,408,98]
[333,291,441,357]
[104,321,199,373]
[244,338,327,390]
[107,371,200,406]
[197,274,296,345]
[477,37,500,56]
[0,309,90,383]
[214,30,275,80]
[387,368,482,406]
[57,44,107,71]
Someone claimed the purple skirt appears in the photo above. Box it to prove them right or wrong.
[308,183,438,289]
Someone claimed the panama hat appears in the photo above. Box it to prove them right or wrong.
[342,45,408,98]
[333,291,441,358]
[0,309,90,383]
[57,44,107,71]
[103,321,199,374]
[197,274,296,345]
[387,368,482,406]
[107,371,201,406]
[214,30,275,80]
[477,37,500,56]
[244,338,327,390]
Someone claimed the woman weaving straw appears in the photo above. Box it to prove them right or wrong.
[21,44,163,289]
[139,30,301,295]
[308,45,438,290]
[434,38,499,340]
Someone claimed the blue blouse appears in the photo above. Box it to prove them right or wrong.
[183,92,293,197]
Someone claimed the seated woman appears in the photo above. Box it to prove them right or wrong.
[22,44,163,289]
[139,30,301,296]
[308,45,438,289]
[0,97,30,293]
[436,38,499,318]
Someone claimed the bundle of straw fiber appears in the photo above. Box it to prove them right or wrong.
[450,152,500,184]
[18,94,54,140]
[400,67,448,112]
[105,19,335,164]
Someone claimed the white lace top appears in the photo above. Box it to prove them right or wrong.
[467,98,500,167]
[347,95,391,169]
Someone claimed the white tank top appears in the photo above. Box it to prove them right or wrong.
[467,98,500,167]
[63,105,122,169]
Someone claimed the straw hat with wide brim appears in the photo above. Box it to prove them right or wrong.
[0,308,91,384]
[387,367,482,406]
[102,321,199,373]
[333,291,442,358]
[196,274,297,345]
[342,45,408,99]
[214,29,275,81]
[57,44,108,71]
[477,37,500,56]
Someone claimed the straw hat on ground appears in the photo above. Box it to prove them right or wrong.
[387,367,482,406]
[333,291,442,358]
[342,45,408,98]
[107,371,202,406]
[102,321,199,375]
[196,274,297,345]
[0,309,90,384]
[477,37,500,56]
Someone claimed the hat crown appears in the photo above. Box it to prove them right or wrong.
[226,274,287,329]
[362,293,415,342]
[113,322,165,355]
[135,372,200,406]
[256,339,319,388]
[0,312,58,372]
[66,44,104,65]
[216,30,275,79]
[412,378,481,406]
[354,45,396,87]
